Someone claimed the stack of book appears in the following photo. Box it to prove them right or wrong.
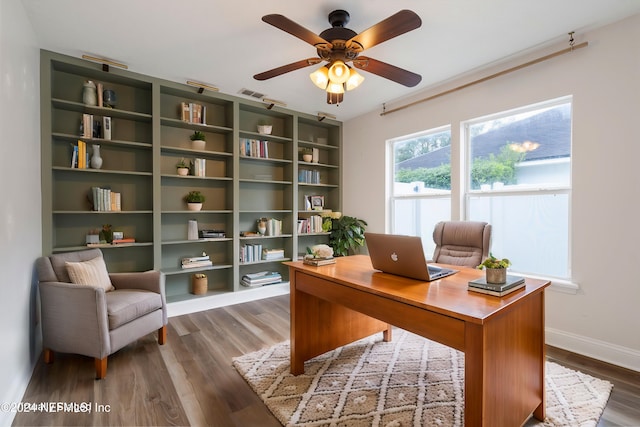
[240,138,269,158]
[297,215,323,233]
[298,169,321,184]
[89,186,121,211]
[240,244,262,263]
[181,254,213,269]
[262,248,285,261]
[468,275,525,297]
[180,102,206,124]
[303,256,336,266]
[240,271,282,287]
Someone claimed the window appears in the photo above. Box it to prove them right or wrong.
[465,97,571,278]
[388,97,572,280]
[389,127,451,256]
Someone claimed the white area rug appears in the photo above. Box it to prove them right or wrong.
[233,330,613,426]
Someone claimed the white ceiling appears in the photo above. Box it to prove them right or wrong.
[21,0,640,121]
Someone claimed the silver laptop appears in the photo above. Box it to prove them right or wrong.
[365,232,457,281]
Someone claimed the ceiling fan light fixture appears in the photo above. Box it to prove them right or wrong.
[326,81,345,94]
[345,68,364,91]
[309,66,329,89]
[327,60,350,84]
[327,91,344,105]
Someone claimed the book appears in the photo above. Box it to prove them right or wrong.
[468,274,525,290]
[468,282,526,297]
[181,260,213,269]
[112,238,135,244]
[303,257,336,266]
[468,275,526,297]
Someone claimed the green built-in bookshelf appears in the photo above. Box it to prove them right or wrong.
[40,50,342,315]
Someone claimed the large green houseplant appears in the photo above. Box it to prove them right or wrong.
[329,215,368,257]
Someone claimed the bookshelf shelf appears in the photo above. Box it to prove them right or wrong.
[42,50,342,314]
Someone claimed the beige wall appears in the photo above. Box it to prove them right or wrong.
[0,0,42,423]
[344,14,640,371]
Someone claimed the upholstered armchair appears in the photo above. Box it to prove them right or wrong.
[36,249,167,379]
[432,221,492,268]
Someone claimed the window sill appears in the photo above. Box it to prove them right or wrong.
[521,273,579,294]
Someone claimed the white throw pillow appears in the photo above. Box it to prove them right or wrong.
[65,256,114,292]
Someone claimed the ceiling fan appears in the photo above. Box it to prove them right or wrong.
[254,9,422,105]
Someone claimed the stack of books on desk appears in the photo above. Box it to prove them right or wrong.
[241,271,282,287]
[468,275,525,297]
[303,256,336,266]
[181,255,212,269]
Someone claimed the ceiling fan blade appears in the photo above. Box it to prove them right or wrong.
[254,58,322,80]
[353,56,422,87]
[347,10,421,51]
[262,14,331,49]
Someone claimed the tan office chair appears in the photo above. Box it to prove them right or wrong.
[36,249,167,379]
[432,221,491,268]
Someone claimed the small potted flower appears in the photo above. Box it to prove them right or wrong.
[176,158,190,176]
[190,131,206,150]
[184,190,205,211]
[477,253,511,284]
[301,148,313,163]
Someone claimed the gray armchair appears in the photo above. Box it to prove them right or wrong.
[432,221,491,268]
[36,249,167,379]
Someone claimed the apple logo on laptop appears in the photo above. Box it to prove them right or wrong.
[390,252,398,262]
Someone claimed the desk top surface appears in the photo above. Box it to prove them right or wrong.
[286,255,550,323]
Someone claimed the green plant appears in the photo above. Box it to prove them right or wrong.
[190,131,205,141]
[329,215,368,257]
[477,253,511,269]
[176,158,188,169]
[258,119,271,126]
[184,190,205,203]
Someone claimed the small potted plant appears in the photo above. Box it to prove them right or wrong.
[301,148,313,163]
[190,131,206,150]
[257,119,272,135]
[176,158,190,176]
[184,190,205,211]
[477,253,511,284]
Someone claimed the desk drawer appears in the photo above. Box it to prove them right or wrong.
[296,272,465,352]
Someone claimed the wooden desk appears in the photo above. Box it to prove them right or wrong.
[285,255,550,427]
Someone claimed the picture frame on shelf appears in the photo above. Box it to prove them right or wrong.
[311,195,324,210]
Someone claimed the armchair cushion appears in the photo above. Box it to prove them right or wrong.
[106,289,163,329]
[65,256,114,292]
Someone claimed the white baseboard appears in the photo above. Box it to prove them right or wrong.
[167,283,290,318]
[1,363,34,426]
[546,327,640,372]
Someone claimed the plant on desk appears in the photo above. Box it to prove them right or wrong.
[477,253,511,284]
[329,215,368,257]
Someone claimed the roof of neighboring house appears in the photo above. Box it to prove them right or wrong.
[397,106,571,170]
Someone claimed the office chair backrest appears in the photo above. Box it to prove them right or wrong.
[432,221,491,268]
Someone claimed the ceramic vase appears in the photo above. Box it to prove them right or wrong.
[90,144,103,169]
[83,80,97,106]
[187,203,202,211]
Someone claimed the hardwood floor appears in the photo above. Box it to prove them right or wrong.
[13,295,640,426]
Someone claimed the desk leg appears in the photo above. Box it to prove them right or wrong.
[464,291,546,426]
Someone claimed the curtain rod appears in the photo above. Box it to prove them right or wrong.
[380,41,588,117]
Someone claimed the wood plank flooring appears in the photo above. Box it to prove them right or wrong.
[13,295,640,426]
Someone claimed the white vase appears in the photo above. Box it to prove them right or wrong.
[83,80,97,106]
[177,167,189,176]
[187,203,202,211]
[90,144,102,169]
[257,125,272,135]
[192,139,205,150]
